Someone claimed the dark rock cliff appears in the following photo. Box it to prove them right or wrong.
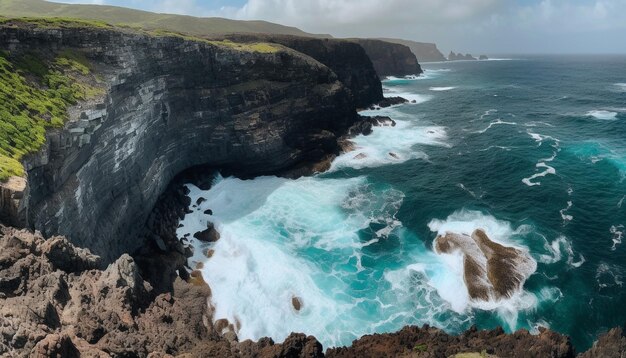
[0,24,362,263]
[349,39,422,77]
[448,51,478,61]
[213,34,384,108]
[377,38,447,62]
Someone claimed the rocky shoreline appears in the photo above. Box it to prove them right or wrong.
[2,223,625,357]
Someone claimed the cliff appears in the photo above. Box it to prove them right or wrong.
[348,39,422,77]
[377,38,447,62]
[0,20,366,263]
[214,34,384,108]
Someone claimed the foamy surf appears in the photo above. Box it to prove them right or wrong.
[430,86,456,91]
[587,110,618,120]
[178,175,431,348]
[522,131,561,186]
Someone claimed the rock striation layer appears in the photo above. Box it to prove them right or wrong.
[0,23,370,263]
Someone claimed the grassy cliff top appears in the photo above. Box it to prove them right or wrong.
[0,48,105,181]
[0,0,331,38]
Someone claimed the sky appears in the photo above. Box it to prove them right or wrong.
[50,0,626,54]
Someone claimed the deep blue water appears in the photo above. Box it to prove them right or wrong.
[179,56,626,351]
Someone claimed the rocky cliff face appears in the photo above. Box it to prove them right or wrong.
[214,34,384,108]
[377,38,447,62]
[349,39,422,77]
[0,23,363,263]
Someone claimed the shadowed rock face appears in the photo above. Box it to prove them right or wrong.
[434,229,537,301]
[215,34,385,108]
[0,24,364,263]
[349,39,423,77]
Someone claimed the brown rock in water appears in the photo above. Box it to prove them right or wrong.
[338,139,357,153]
[354,153,367,160]
[193,222,220,242]
[196,197,207,206]
[388,152,399,159]
[292,296,303,311]
[434,229,536,300]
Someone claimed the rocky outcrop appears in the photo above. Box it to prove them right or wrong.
[448,51,478,61]
[434,229,537,301]
[0,22,364,263]
[214,34,384,108]
[377,38,447,62]
[349,39,423,77]
[327,325,575,358]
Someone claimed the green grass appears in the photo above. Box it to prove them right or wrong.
[0,50,103,182]
[0,0,327,37]
[0,15,111,29]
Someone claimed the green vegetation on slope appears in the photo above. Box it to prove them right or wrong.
[0,0,330,38]
[0,49,104,181]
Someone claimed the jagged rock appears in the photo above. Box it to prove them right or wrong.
[31,334,80,358]
[40,236,101,273]
[326,325,574,358]
[579,327,626,358]
[194,222,220,242]
[377,96,409,108]
[434,229,536,300]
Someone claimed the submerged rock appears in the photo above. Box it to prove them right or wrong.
[434,229,536,300]
[292,296,303,311]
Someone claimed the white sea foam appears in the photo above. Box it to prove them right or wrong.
[587,110,618,120]
[610,225,624,251]
[178,175,415,347]
[522,131,561,186]
[332,110,448,170]
[522,163,556,187]
[618,195,625,208]
[538,235,585,268]
[429,86,456,91]
[474,118,517,134]
[596,263,623,289]
[614,83,626,92]
[559,201,573,223]
[425,210,539,330]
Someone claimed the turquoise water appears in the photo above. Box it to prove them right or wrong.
[178,56,626,351]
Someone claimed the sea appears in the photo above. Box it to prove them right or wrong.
[177,55,626,351]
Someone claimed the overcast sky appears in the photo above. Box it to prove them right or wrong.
[51,0,626,54]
